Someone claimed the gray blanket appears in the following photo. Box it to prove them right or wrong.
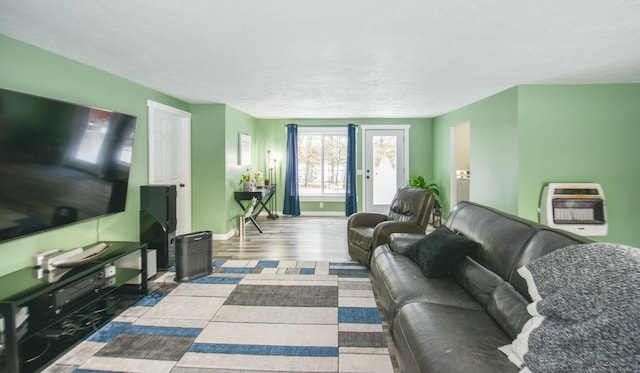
[508,242,640,373]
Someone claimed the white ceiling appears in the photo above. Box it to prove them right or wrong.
[1,0,639,119]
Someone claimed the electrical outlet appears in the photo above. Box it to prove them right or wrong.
[319,202,324,209]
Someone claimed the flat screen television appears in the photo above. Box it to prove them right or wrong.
[0,88,137,243]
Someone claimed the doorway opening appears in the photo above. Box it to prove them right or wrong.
[450,122,470,211]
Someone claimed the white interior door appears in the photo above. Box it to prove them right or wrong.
[362,126,409,213]
[147,100,192,235]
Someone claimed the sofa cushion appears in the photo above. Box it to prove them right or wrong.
[370,245,483,323]
[393,302,517,373]
[387,232,425,255]
[450,256,530,339]
[405,226,479,278]
[446,201,537,281]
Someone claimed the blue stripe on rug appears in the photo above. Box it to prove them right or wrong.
[329,262,364,267]
[329,268,369,278]
[300,268,315,275]
[338,307,381,324]
[125,325,202,337]
[86,321,202,342]
[212,259,227,268]
[188,276,243,284]
[257,260,279,268]
[221,267,254,274]
[133,291,168,307]
[189,343,338,357]
[86,322,131,343]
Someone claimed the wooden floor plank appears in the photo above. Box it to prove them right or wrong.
[213,215,352,261]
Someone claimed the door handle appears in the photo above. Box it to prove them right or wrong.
[179,183,185,187]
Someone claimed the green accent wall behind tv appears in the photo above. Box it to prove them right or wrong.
[0,34,189,276]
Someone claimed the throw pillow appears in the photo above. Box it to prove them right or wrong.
[405,226,478,278]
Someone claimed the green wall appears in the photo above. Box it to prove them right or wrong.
[433,88,519,214]
[0,34,189,276]
[433,84,640,247]
[225,106,258,231]
[190,104,227,233]
[517,84,640,247]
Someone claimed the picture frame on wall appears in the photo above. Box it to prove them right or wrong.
[239,133,251,165]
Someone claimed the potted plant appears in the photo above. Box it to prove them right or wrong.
[409,176,442,227]
[240,168,254,191]
[409,176,440,203]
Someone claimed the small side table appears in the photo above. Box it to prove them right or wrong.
[234,186,276,233]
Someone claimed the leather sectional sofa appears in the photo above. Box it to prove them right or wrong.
[370,201,591,373]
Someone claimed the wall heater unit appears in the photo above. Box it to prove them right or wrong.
[539,183,608,236]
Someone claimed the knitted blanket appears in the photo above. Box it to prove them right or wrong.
[504,242,640,373]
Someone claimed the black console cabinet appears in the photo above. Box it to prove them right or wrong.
[0,242,148,373]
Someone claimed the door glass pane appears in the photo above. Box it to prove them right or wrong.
[372,135,397,205]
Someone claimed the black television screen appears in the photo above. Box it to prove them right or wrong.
[0,88,137,243]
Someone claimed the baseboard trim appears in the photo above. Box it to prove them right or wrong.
[212,230,236,241]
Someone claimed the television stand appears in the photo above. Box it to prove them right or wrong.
[0,241,148,373]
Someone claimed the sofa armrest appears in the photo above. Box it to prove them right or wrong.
[388,233,426,255]
[347,212,388,229]
[372,221,425,249]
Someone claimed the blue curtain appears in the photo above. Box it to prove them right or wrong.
[283,123,301,216]
[345,123,357,216]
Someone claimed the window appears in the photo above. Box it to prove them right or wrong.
[297,127,348,199]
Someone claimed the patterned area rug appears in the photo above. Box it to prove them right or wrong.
[44,260,398,373]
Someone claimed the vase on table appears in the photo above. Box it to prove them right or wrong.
[243,181,254,191]
[236,216,245,238]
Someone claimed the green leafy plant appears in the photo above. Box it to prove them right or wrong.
[239,168,252,185]
[409,176,440,203]
[409,175,426,188]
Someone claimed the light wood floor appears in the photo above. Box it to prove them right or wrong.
[213,215,352,262]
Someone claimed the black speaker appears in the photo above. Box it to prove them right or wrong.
[140,185,177,270]
[175,231,213,282]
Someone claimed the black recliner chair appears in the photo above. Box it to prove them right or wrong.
[347,187,435,267]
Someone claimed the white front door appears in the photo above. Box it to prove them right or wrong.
[362,126,409,213]
[147,100,192,235]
